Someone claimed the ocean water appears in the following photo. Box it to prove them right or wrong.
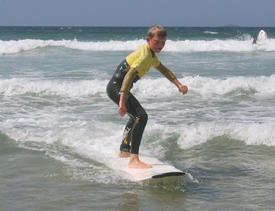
[1,26,275,210]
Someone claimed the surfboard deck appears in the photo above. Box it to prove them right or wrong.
[118,155,185,182]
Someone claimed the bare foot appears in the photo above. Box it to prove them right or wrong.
[128,154,152,169]
[118,151,130,158]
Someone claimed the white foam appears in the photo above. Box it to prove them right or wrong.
[164,38,275,52]
[145,121,275,150]
[2,111,129,182]
[184,75,275,97]
[177,122,275,149]
[0,39,144,55]
[0,78,108,98]
[1,75,274,98]
[134,75,275,99]
[133,78,175,98]
[2,96,275,183]
[1,37,275,55]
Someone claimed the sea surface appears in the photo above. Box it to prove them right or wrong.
[1,26,275,210]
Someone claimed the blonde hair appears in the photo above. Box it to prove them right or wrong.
[147,25,167,38]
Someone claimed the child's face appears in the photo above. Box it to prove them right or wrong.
[146,34,166,53]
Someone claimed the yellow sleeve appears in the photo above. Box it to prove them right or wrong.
[120,67,137,94]
[156,63,176,82]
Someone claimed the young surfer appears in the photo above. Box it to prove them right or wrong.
[106,25,188,169]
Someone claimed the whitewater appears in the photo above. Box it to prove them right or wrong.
[1,27,275,210]
[1,36,275,55]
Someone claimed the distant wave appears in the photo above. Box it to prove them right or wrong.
[203,31,219,35]
[1,75,274,98]
[1,38,275,55]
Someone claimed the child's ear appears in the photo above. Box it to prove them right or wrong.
[146,36,150,42]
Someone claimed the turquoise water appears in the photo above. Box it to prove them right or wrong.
[1,27,275,210]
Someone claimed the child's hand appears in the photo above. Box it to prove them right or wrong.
[118,104,127,116]
[178,84,188,95]
[173,79,188,95]
[118,92,127,116]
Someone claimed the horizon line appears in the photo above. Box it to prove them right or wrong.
[0,25,274,28]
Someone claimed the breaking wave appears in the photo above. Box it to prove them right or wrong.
[1,75,274,98]
[1,37,275,55]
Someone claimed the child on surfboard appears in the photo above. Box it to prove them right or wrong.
[106,25,188,169]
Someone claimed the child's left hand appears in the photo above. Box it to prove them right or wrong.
[178,84,188,95]
[173,79,188,95]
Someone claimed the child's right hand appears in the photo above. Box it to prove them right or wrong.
[118,92,127,116]
[118,104,127,116]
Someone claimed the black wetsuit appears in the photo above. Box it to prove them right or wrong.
[106,60,147,154]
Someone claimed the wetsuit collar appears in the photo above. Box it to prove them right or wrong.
[150,49,155,57]
[146,44,155,57]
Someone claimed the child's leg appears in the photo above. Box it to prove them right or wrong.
[107,81,151,168]
[124,94,151,168]
[120,116,135,153]
[125,94,148,155]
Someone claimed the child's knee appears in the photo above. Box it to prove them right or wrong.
[138,113,148,125]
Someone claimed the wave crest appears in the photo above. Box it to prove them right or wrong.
[0,78,108,97]
[1,38,275,55]
[176,122,275,149]
[1,75,274,98]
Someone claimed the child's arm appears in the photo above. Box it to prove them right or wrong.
[156,63,188,95]
[118,67,138,116]
[156,63,176,82]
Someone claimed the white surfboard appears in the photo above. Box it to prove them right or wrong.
[257,30,267,42]
[117,155,185,182]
